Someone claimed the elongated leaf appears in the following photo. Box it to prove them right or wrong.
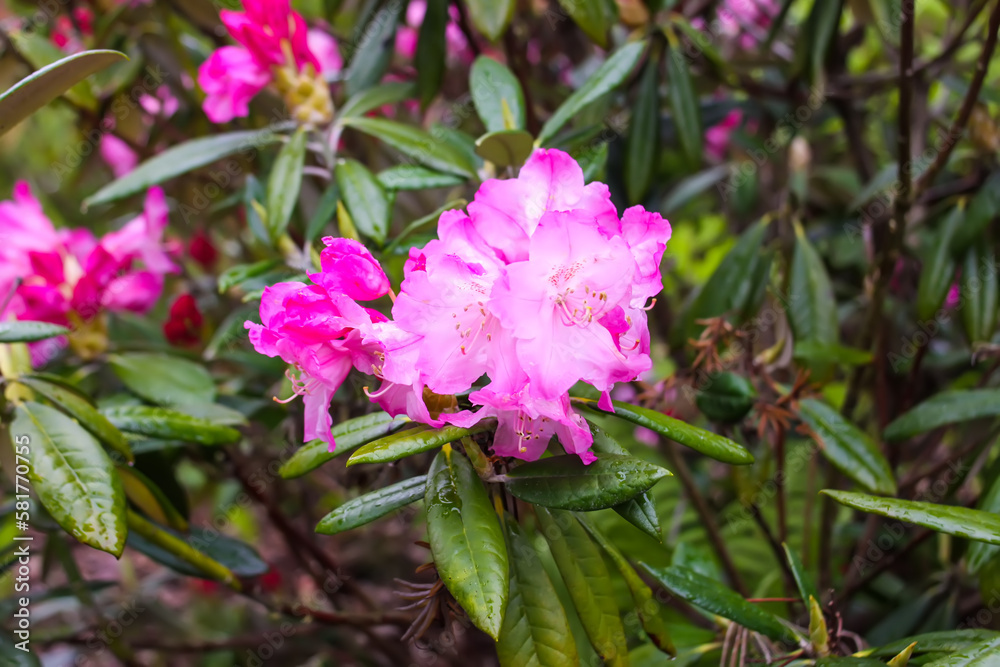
[498,519,580,667]
[344,2,402,96]
[0,321,70,343]
[884,389,1000,441]
[217,259,283,294]
[125,514,242,586]
[101,406,241,446]
[537,508,628,665]
[797,0,843,84]
[695,371,757,424]
[316,475,426,534]
[587,424,662,539]
[348,421,493,465]
[335,158,389,245]
[794,341,872,367]
[822,490,1000,545]
[960,245,998,343]
[538,40,646,145]
[118,467,187,532]
[967,473,1000,574]
[574,397,754,464]
[639,563,798,642]
[341,116,476,177]
[917,207,961,321]
[924,638,1000,665]
[384,198,467,254]
[84,129,282,207]
[475,129,535,169]
[13,402,127,556]
[305,182,340,242]
[869,631,1000,658]
[799,398,896,495]
[789,222,838,377]
[505,454,670,511]
[425,446,508,639]
[463,0,515,41]
[470,56,526,132]
[666,47,702,167]
[109,353,215,406]
[378,164,464,190]
[950,174,1000,254]
[16,376,132,464]
[625,59,660,204]
[0,49,126,136]
[782,543,819,605]
[416,0,447,106]
[281,413,408,478]
[0,629,41,666]
[556,0,615,46]
[266,127,307,242]
[660,164,731,214]
[337,81,416,119]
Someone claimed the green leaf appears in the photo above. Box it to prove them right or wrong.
[555,0,615,46]
[665,47,702,168]
[344,2,402,96]
[497,519,580,667]
[574,396,754,464]
[425,446,508,639]
[217,259,283,294]
[347,421,494,466]
[660,164,731,214]
[16,376,132,464]
[281,413,409,478]
[788,222,838,377]
[0,48,126,136]
[884,389,1000,441]
[0,321,70,343]
[796,0,843,84]
[821,490,1000,545]
[337,81,416,119]
[625,59,660,204]
[462,0,515,41]
[916,206,961,321]
[101,406,241,446]
[695,372,758,424]
[243,173,270,246]
[265,127,307,242]
[923,638,1000,665]
[109,353,215,406]
[12,402,127,556]
[538,40,646,145]
[118,466,187,532]
[377,164,465,190]
[84,129,282,208]
[782,542,819,605]
[0,629,41,666]
[950,175,1000,255]
[793,341,873,367]
[475,129,535,169]
[341,116,476,177]
[967,473,1000,574]
[798,398,896,495]
[536,508,628,665]
[470,56,526,132]
[639,563,798,643]
[960,245,998,343]
[887,642,917,667]
[869,631,1000,658]
[384,198,468,254]
[305,182,341,243]
[505,454,670,511]
[588,424,662,540]
[316,475,426,535]
[335,158,390,245]
[416,0,447,106]
[125,514,244,585]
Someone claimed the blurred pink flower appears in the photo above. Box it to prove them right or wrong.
[705,109,743,161]
[99,135,139,178]
[395,0,471,63]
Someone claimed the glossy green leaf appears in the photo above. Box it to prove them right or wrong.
[665,47,702,168]
[923,638,1000,665]
[377,164,464,190]
[538,40,646,145]
[0,321,70,343]
[574,396,754,464]
[475,129,535,169]
[281,413,409,478]
[537,509,628,665]
[217,259,283,294]
[639,563,798,642]
[416,0,447,106]
[316,475,426,534]
[555,0,615,46]
[967,473,1000,574]
[868,631,1000,658]
[84,129,282,207]
[505,454,669,511]
[344,2,402,96]
[335,158,390,245]
[118,466,187,532]
[125,514,244,585]
[0,630,41,666]
[109,353,215,406]
[789,222,838,377]
[660,164,731,214]
[797,0,843,84]
[917,206,961,321]
[101,406,241,446]
[587,424,662,540]
[960,245,998,343]
[425,446,508,639]
[341,116,476,177]
[347,421,494,466]
[822,490,1000,545]
[625,59,660,204]
[338,81,416,119]
[13,402,127,556]
[462,0,515,41]
[0,48,126,136]
[470,56,526,132]
[304,182,340,243]
[793,341,873,367]
[782,542,819,605]
[16,376,132,464]
[695,372,758,424]
[884,389,1000,441]
[799,398,896,495]
[243,173,270,245]
[497,519,580,667]
[265,126,307,242]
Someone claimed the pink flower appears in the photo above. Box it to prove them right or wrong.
[395,1,471,63]
[100,134,139,178]
[705,109,743,161]
[717,0,777,49]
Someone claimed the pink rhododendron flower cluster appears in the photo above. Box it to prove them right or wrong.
[198,0,341,124]
[0,183,177,363]
[248,150,671,463]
